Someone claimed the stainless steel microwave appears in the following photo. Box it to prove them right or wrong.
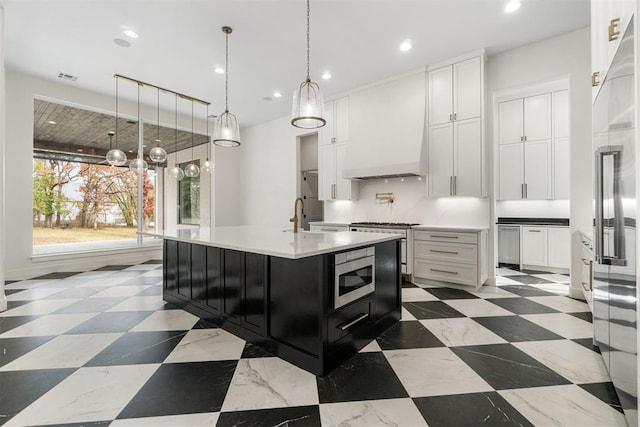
[334,247,375,309]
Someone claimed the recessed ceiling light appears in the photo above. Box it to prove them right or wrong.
[214,66,225,74]
[113,38,131,48]
[273,91,282,98]
[399,40,412,52]
[504,0,521,13]
[263,96,273,102]
[123,29,139,38]
[47,120,57,125]
[322,71,332,80]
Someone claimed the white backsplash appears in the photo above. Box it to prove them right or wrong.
[323,178,491,226]
[496,200,570,218]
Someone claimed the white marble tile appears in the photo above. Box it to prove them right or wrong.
[384,348,492,397]
[129,309,199,332]
[319,398,428,427]
[360,340,382,353]
[470,286,519,299]
[513,340,610,384]
[444,299,513,317]
[420,318,507,347]
[530,282,570,295]
[124,264,161,271]
[110,413,219,427]
[6,287,67,301]
[4,280,51,290]
[221,357,319,412]
[495,276,525,286]
[90,286,151,298]
[1,298,81,317]
[522,313,593,339]
[76,276,128,287]
[141,269,163,278]
[73,271,116,279]
[499,385,627,427]
[164,329,245,363]
[402,288,438,302]
[0,333,122,371]
[496,268,526,276]
[527,295,589,313]
[401,307,417,321]
[107,296,167,312]
[0,313,99,338]
[531,273,571,283]
[5,364,160,426]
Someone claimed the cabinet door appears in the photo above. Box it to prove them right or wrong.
[428,65,453,126]
[524,140,552,199]
[498,98,523,145]
[524,93,552,142]
[453,117,482,196]
[206,246,222,312]
[334,97,350,144]
[548,227,570,269]
[319,101,335,146]
[223,249,243,323]
[191,244,207,305]
[522,226,548,266]
[498,143,523,200]
[335,143,354,200]
[318,144,336,201]
[554,137,570,199]
[553,90,569,138]
[428,123,454,197]
[453,57,481,121]
[243,253,267,335]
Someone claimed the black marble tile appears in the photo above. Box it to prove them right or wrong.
[402,281,418,288]
[520,269,556,275]
[413,391,533,427]
[0,369,76,425]
[6,301,32,311]
[84,330,187,366]
[116,277,162,286]
[3,289,23,296]
[66,311,154,334]
[43,287,104,299]
[142,259,163,264]
[36,422,112,427]
[426,287,479,300]
[241,342,275,358]
[451,344,571,390]
[317,352,408,403]
[192,318,221,330]
[569,311,593,323]
[579,382,624,413]
[135,286,162,296]
[4,280,18,285]
[486,298,559,315]
[53,297,128,314]
[93,265,133,271]
[116,360,237,418]
[499,285,559,297]
[217,405,321,427]
[473,316,563,342]
[501,276,556,287]
[403,301,466,320]
[31,272,82,280]
[0,316,38,334]
[376,320,445,350]
[572,338,601,354]
[0,336,56,367]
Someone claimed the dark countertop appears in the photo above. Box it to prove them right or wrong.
[497,217,570,226]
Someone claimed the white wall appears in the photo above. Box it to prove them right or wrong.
[486,27,591,296]
[300,133,318,172]
[213,144,242,226]
[0,6,7,310]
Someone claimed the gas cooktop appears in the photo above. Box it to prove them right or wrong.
[350,222,419,229]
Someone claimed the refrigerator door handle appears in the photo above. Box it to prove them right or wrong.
[596,145,627,266]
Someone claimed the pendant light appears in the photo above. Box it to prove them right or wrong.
[183,99,200,178]
[106,77,127,166]
[168,93,185,181]
[201,104,214,174]
[129,83,148,174]
[149,87,168,163]
[291,0,326,129]
[212,26,241,147]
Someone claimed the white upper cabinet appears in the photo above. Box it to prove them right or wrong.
[320,97,349,146]
[523,93,552,142]
[427,51,485,198]
[498,99,523,145]
[498,143,524,200]
[553,90,569,138]
[524,140,552,200]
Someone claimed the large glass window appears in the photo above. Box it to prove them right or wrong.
[178,160,200,225]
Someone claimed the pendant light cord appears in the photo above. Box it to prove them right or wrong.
[157,88,160,147]
[115,77,119,149]
[174,93,178,165]
[306,0,310,80]
[137,83,141,160]
[191,100,195,161]
[225,29,229,112]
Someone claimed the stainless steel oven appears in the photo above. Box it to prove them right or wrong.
[349,222,418,275]
[334,247,375,309]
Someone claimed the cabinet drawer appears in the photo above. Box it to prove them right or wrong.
[414,230,478,244]
[328,298,372,346]
[414,241,477,264]
[414,259,478,287]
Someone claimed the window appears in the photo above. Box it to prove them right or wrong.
[178,160,200,225]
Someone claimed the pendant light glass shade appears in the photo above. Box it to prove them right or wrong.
[168,165,185,181]
[291,0,326,129]
[184,162,200,177]
[129,157,148,174]
[201,159,214,174]
[106,148,127,166]
[212,26,241,147]
[149,146,167,163]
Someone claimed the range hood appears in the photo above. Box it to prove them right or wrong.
[340,70,427,180]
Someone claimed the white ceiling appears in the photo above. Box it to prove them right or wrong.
[2,0,590,128]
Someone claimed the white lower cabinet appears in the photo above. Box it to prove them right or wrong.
[522,226,548,267]
[548,227,571,268]
[521,225,570,270]
[413,228,488,288]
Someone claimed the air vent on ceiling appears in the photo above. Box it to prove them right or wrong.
[57,72,78,82]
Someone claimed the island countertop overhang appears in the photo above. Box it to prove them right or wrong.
[145,225,401,259]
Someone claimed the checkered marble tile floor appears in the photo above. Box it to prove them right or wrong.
[0,263,627,426]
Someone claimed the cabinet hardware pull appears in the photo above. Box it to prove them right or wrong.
[449,176,453,195]
[521,183,524,199]
[592,71,600,87]
[449,113,453,121]
[520,136,523,142]
[453,113,457,121]
[338,313,369,331]
[430,249,459,254]
[528,230,541,233]
[581,281,590,292]
[609,18,620,41]
[524,183,528,199]
[331,183,336,199]
[453,175,457,195]
[430,268,459,275]
[581,258,590,265]
[430,235,459,239]
[524,135,527,142]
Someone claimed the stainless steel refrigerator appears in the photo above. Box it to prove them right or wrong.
[593,17,637,426]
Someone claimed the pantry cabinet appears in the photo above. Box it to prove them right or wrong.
[320,97,350,146]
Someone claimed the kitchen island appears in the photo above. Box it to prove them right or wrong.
[154,226,402,376]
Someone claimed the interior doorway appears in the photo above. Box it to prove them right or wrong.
[299,133,322,230]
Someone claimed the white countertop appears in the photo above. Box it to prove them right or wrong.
[146,225,401,259]
[308,221,351,227]
[413,225,490,232]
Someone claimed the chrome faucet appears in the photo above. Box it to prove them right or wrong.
[290,197,305,233]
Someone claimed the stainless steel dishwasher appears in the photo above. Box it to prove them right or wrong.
[498,225,520,268]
